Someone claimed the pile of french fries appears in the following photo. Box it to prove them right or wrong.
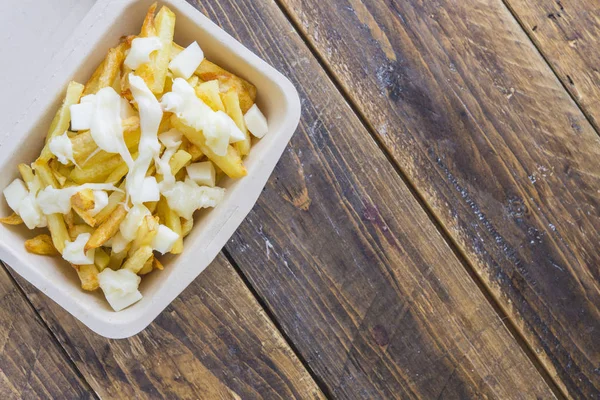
[0,3,265,308]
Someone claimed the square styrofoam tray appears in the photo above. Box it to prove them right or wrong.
[0,0,300,338]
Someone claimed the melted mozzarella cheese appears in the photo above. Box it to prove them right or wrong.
[89,190,109,217]
[36,183,119,215]
[98,268,142,311]
[49,131,76,165]
[124,37,162,70]
[89,87,134,167]
[162,178,225,220]
[63,233,95,265]
[127,74,163,206]
[160,78,244,156]
[152,224,179,254]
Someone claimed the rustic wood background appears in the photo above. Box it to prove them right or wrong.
[1,0,599,398]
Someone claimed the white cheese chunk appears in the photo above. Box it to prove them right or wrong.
[120,204,150,241]
[186,161,215,187]
[70,102,95,131]
[168,41,204,79]
[19,195,46,229]
[244,104,268,138]
[98,268,142,312]
[162,178,225,220]
[63,233,95,265]
[80,94,96,104]
[3,179,28,213]
[48,131,76,165]
[140,177,160,202]
[152,224,180,254]
[89,190,109,217]
[158,129,183,148]
[161,78,241,156]
[110,231,130,254]
[124,36,162,70]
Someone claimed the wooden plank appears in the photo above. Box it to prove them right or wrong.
[0,264,92,399]
[188,0,557,398]
[270,0,600,397]
[504,0,600,130]
[11,254,323,399]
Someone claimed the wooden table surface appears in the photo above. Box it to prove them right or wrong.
[1,0,599,398]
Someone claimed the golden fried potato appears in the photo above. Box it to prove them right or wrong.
[85,204,127,250]
[74,264,99,291]
[122,245,153,274]
[222,88,250,156]
[136,5,175,94]
[38,82,85,163]
[0,213,23,225]
[196,80,225,112]
[171,116,247,179]
[83,42,128,96]
[25,234,60,256]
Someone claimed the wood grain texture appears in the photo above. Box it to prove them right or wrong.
[0,264,92,400]
[189,0,557,398]
[272,0,600,397]
[505,0,600,130]
[11,255,323,400]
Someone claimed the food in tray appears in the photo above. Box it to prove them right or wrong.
[1,3,269,311]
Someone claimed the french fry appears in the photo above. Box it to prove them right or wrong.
[70,154,126,184]
[140,3,157,37]
[105,162,129,184]
[94,184,126,225]
[158,197,183,254]
[18,164,35,186]
[74,264,99,291]
[122,245,153,274]
[33,161,69,253]
[181,217,193,238]
[71,122,140,166]
[136,6,175,94]
[153,257,164,270]
[222,88,250,155]
[156,150,191,183]
[181,137,204,161]
[108,249,128,271]
[138,255,154,275]
[187,75,199,88]
[25,234,60,256]
[193,58,256,113]
[83,42,128,96]
[64,210,75,230]
[72,205,96,227]
[94,247,111,271]
[171,116,246,178]
[85,204,127,250]
[71,189,95,211]
[68,224,94,241]
[128,215,158,257]
[0,213,23,225]
[38,82,85,163]
[196,80,225,112]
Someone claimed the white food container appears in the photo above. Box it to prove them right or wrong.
[0,0,300,338]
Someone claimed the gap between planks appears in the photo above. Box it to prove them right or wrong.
[0,261,100,400]
[221,249,335,399]
[500,0,600,137]
[269,0,567,398]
